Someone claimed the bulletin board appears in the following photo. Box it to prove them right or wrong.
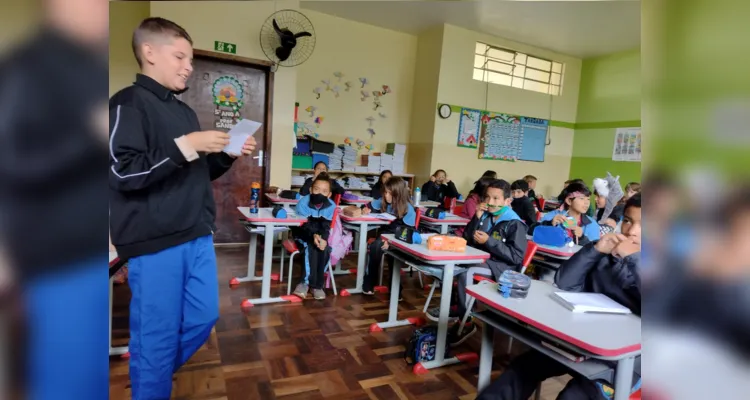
[518,116,549,162]
[478,112,522,161]
[456,108,481,148]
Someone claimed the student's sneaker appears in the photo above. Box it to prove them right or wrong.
[425,306,459,324]
[362,288,375,296]
[313,288,326,300]
[447,319,477,346]
[293,283,309,299]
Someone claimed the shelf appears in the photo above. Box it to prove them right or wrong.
[292,168,413,178]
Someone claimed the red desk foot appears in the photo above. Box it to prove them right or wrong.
[271,273,280,281]
[369,323,383,332]
[121,352,130,359]
[281,295,303,303]
[229,277,240,287]
[456,352,479,364]
[241,299,254,309]
[413,362,429,375]
[340,289,351,296]
[406,317,426,327]
[374,286,389,294]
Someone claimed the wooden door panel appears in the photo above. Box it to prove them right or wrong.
[181,56,268,243]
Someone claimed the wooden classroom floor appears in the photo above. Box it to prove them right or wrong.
[109,246,569,399]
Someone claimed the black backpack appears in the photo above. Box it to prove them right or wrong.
[404,326,449,365]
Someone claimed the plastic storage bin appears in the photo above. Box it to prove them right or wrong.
[311,152,330,168]
[292,155,312,169]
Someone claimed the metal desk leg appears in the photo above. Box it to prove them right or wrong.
[370,256,423,331]
[414,263,478,373]
[231,232,262,284]
[342,222,369,296]
[477,319,495,392]
[440,225,448,234]
[613,356,635,400]
[109,276,128,356]
[241,225,295,307]
[331,262,351,275]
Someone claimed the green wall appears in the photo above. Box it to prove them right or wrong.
[570,49,641,188]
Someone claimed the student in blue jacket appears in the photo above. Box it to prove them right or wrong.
[292,173,337,300]
[534,182,600,245]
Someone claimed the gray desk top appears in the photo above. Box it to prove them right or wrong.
[381,233,490,265]
[237,207,307,225]
[466,280,641,357]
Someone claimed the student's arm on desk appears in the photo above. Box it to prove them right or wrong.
[554,243,604,291]
[484,220,527,266]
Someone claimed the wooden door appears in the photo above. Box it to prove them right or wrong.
[179,51,274,243]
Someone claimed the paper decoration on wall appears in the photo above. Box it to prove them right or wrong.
[212,76,245,129]
[322,79,331,91]
[360,90,370,101]
[297,121,317,137]
[314,116,324,127]
[366,116,375,127]
[478,112,522,161]
[313,87,322,99]
[333,71,344,81]
[344,81,353,91]
[373,98,382,111]
[367,128,376,138]
[456,108,481,148]
[344,137,354,146]
[356,138,366,149]
[371,91,382,98]
[332,86,341,98]
[378,112,387,119]
[305,105,317,117]
[359,77,369,88]
[612,127,641,162]
[365,144,374,152]
[381,85,392,95]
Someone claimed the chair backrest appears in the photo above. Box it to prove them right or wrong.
[333,193,342,205]
[330,206,340,229]
[522,241,539,268]
[536,211,543,222]
[414,208,421,228]
[453,204,464,217]
[443,196,456,211]
[538,198,546,210]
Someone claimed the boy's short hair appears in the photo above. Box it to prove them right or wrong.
[132,17,193,67]
[484,179,512,200]
[624,193,641,212]
[511,179,529,192]
[313,172,332,190]
[523,175,537,182]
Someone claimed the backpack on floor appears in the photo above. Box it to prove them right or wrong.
[404,326,448,365]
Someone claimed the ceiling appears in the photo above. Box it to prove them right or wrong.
[301,0,640,58]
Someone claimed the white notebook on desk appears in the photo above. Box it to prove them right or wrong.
[551,292,632,314]
[369,213,396,221]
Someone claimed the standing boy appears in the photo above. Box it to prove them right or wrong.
[109,18,257,399]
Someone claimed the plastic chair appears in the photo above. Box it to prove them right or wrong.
[538,197,546,211]
[536,211,543,222]
[284,207,340,296]
[453,204,464,217]
[443,197,456,212]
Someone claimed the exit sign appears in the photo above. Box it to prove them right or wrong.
[214,41,237,54]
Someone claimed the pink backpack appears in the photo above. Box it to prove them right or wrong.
[329,214,353,265]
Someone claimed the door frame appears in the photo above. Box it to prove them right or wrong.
[193,49,275,186]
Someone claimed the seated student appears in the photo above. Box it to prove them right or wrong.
[523,175,542,211]
[622,182,641,204]
[535,182,600,245]
[426,180,527,344]
[361,177,417,297]
[370,169,392,200]
[300,161,344,196]
[593,173,625,233]
[455,177,494,236]
[292,173,337,300]
[556,178,586,203]
[421,169,459,203]
[510,179,537,226]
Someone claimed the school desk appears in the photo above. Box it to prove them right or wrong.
[265,193,299,209]
[338,214,393,296]
[374,233,490,374]
[467,280,641,400]
[419,212,471,234]
[417,200,441,208]
[236,207,307,307]
[340,195,373,205]
[109,251,128,357]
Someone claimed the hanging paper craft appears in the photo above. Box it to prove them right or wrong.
[212,76,245,129]
[313,87,322,99]
[365,144,374,152]
[360,90,370,101]
[373,98,382,111]
[359,77,369,88]
[333,71,344,81]
[378,112,387,119]
[344,137,354,146]
[365,116,375,127]
[322,79,331,91]
[305,105,317,117]
[314,116,324,126]
[344,81,353,91]
[367,128,376,138]
[478,112,522,161]
[612,127,641,162]
[372,91,382,98]
[456,107,481,148]
[332,86,341,98]
[381,85,392,95]
[356,138,366,149]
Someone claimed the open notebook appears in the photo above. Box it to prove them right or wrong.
[551,292,632,314]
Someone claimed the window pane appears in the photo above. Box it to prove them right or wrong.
[487,47,515,62]
[527,56,552,71]
[473,68,486,81]
[512,77,524,89]
[550,72,561,85]
[487,71,512,86]
[524,80,550,94]
[475,42,488,55]
[549,85,560,96]
[512,65,526,77]
[526,68,551,83]
[552,62,563,74]
[474,55,487,68]
[486,60,513,74]
[515,53,527,65]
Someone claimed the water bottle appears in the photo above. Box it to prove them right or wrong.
[249,182,261,214]
[414,187,421,206]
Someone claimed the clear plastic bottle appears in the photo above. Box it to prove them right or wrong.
[414,187,421,206]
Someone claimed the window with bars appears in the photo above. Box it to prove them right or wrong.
[473,42,564,96]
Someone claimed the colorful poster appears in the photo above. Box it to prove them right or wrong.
[612,127,641,162]
[457,108,481,148]
[478,112,522,161]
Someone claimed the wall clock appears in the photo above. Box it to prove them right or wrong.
[437,103,452,119]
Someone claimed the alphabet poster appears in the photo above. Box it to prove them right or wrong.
[612,127,641,162]
[457,108,481,148]
[478,112,522,161]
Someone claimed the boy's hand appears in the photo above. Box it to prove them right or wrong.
[313,234,321,247]
[430,175,436,182]
[595,233,627,254]
[381,240,389,250]
[476,203,488,219]
[317,238,328,250]
[473,231,489,244]
[571,226,583,238]
[445,176,451,183]
[227,136,258,158]
[613,240,639,258]
[185,130,230,153]
[551,214,567,226]
[362,206,371,215]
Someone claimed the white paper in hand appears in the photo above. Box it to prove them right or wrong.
[224,119,262,155]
